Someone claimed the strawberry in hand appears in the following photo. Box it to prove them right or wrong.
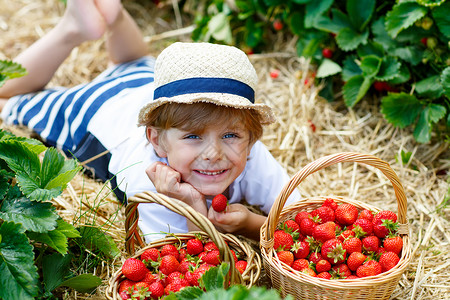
[212,194,228,212]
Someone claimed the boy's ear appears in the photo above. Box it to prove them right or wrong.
[146,127,168,158]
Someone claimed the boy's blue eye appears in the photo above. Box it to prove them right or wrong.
[223,133,238,139]
[184,134,200,139]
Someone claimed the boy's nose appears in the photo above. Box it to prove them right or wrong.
[201,141,223,162]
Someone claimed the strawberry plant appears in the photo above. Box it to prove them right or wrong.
[0,129,121,299]
[0,60,26,87]
[185,0,450,143]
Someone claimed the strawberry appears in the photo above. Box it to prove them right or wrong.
[160,244,180,260]
[122,258,149,282]
[317,272,332,279]
[270,69,280,79]
[186,238,204,256]
[313,221,337,243]
[189,264,212,286]
[141,248,160,263]
[130,282,152,299]
[331,263,351,278]
[337,229,355,242]
[165,277,189,295]
[346,275,359,279]
[159,254,180,276]
[203,249,221,266]
[301,267,317,277]
[343,237,362,254]
[356,260,382,277]
[347,252,367,271]
[299,218,317,236]
[283,219,301,233]
[141,272,156,285]
[383,235,403,255]
[352,218,373,237]
[178,248,188,261]
[292,241,310,259]
[119,278,137,294]
[335,203,358,225]
[372,210,398,238]
[294,211,311,225]
[230,249,238,263]
[311,206,335,224]
[273,229,294,251]
[321,239,347,265]
[212,194,228,212]
[119,290,130,300]
[322,198,338,211]
[322,48,333,59]
[292,258,309,271]
[362,235,380,253]
[178,259,196,274]
[273,19,283,31]
[203,241,219,252]
[379,251,400,272]
[309,252,324,264]
[358,209,374,221]
[166,271,184,285]
[277,250,294,266]
[315,259,331,273]
[235,260,248,274]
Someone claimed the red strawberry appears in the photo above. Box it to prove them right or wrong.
[203,241,219,252]
[309,252,324,264]
[203,250,221,266]
[311,206,335,224]
[322,48,333,59]
[292,258,309,271]
[178,248,188,261]
[147,281,164,299]
[358,209,374,221]
[321,239,347,265]
[343,237,362,254]
[356,260,382,277]
[160,244,180,260]
[141,248,160,263]
[335,203,359,225]
[372,210,398,238]
[122,258,148,281]
[189,264,212,286]
[120,290,131,300]
[159,255,180,275]
[383,236,403,255]
[186,238,204,256]
[292,241,310,259]
[379,251,400,272]
[362,235,380,253]
[299,218,317,236]
[130,282,152,299]
[273,19,283,31]
[317,272,332,279]
[178,259,196,274]
[294,211,311,225]
[277,250,294,266]
[331,263,351,278]
[270,69,280,79]
[119,278,137,294]
[166,271,183,285]
[212,194,228,212]
[313,221,337,243]
[337,229,355,242]
[273,229,294,251]
[141,272,156,285]
[235,260,248,274]
[352,218,373,237]
[230,249,238,263]
[322,198,338,210]
[347,252,367,271]
[283,219,301,233]
[347,275,359,279]
[164,277,189,294]
[301,267,317,277]
[315,259,331,273]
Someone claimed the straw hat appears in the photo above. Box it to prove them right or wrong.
[138,42,275,125]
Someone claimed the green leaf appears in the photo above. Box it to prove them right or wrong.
[288,11,305,36]
[385,2,428,38]
[414,104,447,143]
[343,75,374,107]
[375,56,401,81]
[316,59,342,78]
[0,60,27,87]
[381,93,423,128]
[389,64,411,85]
[432,2,450,38]
[360,55,381,77]
[336,27,369,51]
[296,31,329,58]
[0,169,11,200]
[342,55,362,81]
[347,0,375,31]
[202,263,229,291]
[371,17,398,51]
[244,19,264,48]
[78,226,121,259]
[0,140,41,181]
[396,150,413,165]
[304,0,333,28]
[356,42,385,58]
[0,222,39,300]
[27,226,69,255]
[391,45,423,66]
[0,131,46,154]
[59,274,102,294]
[42,253,73,292]
[207,13,232,44]
[0,197,58,232]
[168,286,204,300]
[441,67,450,99]
[56,219,81,238]
[415,75,444,99]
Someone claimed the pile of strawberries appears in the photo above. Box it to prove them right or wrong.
[117,237,247,299]
[273,198,403,280]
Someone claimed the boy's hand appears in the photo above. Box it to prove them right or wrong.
[207,203,250,233]
[146,162,207,215]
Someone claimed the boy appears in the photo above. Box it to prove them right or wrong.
[0,0,299,242]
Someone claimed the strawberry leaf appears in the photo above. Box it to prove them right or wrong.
[316,59,342,78]
[0,197,58,232]
[78,226,121,259]
[343,75,374,107]
[0,60,27,87]
[347,0,375,32]
[27,226,69,255]
[59,274,102,294]
[385,2,428,38]
[431,1,450,38]
[441,67,450,99]
[374,56,401,81]
[415,75,444,99]
[414,104,447,143]
[0,222,39,300]
[336,27,369,51]
[304,0,333,28]
[381,93,422,128]
[42,253,72,293]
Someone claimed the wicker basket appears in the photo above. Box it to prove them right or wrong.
[260,152,411,300]
[106,191,262,299]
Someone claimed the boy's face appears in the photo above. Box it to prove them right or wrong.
[155,121,252,196]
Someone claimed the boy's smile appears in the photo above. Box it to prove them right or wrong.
[155,122,252,196]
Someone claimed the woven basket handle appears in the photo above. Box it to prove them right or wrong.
[124,191,242,285]
[263,152,408,245]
